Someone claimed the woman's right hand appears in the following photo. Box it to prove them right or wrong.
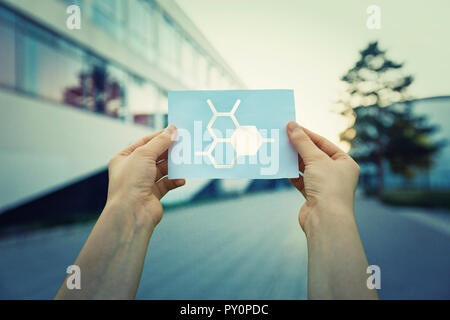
[286,122,378,300]
[286,122,360,236]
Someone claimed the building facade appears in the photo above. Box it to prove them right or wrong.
[0,0,245,212]
[358,96,450,190]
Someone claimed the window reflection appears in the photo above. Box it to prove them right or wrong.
[15,13,130,120]
[128,0,157,61]
[0,2,239,129]
[62,57,126,118]
[19,26,83,106]
[128,76,159,127]
[79,58,125,118]
[92,0,118,36]
[180,37,197,87]
[0,13,15,88]
[159,13,180,76]
[106,66,127,119]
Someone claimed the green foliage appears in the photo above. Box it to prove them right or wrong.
[339,41,443,189]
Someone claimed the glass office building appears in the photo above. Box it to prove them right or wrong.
[0,0,245,211]
[0,0,244,128]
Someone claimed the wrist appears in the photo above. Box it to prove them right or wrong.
[301,198,356,240]
[103,195,158,232]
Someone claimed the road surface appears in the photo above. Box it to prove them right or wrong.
[0,189,449,299]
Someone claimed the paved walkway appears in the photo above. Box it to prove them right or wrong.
[0,190,449,299]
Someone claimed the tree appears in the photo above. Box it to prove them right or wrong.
[339,41,442,191]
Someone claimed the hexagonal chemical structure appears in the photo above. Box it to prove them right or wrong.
[211,141,236,167]
[231,126,263,156]
[195,99,274,169]
[210,116,236,139]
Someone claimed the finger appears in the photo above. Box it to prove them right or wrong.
[141,125,177,161]
[153,177,185,200]
[120,130,163,156]
[286,122,325,165]
[155,159,168,181]
[301,127,347,159]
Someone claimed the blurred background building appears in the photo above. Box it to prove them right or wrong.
[357,96,450,190]
[383,96,450,189]
[0,0,248,218]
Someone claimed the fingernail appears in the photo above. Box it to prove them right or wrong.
[164,125,177,140]
[175,179,186,186]
[287,121,300,133]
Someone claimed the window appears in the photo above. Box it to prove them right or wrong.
[127,0,157,62]
[80,56,106,113]
[61,0,83,5]
[158,91,169,129]
[59,42,86,108]
[128,76,159,127]
[180,37,197,87]
[2,3,221,125]
[128,0,147,54]
[158,13,180,76]
[158,91,168,114]
[92,0,119,36]
[82,55,127,118]
[162,113,168,128]
[104,65,127,118]
[18,23,83,106]
[0,8,15,88]
[60,0,83,8]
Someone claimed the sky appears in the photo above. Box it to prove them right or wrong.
[175,0,450,148]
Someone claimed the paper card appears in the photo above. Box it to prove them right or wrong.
[168,90,299,179]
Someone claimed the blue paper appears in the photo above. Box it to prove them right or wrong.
[168,90,299,179]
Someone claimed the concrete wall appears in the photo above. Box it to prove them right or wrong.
[0,89,153,211]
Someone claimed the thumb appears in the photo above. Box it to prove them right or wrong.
[141,125,177,161]
[286,122,324,164]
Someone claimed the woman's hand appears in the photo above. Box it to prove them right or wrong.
[286,121,360,235]
[106,125,185,229]
[56,125,185,299]
[287,122,378,300]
